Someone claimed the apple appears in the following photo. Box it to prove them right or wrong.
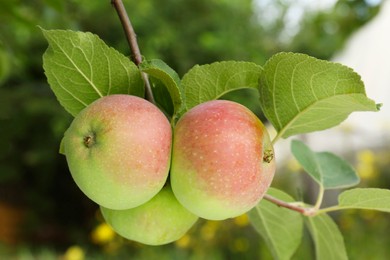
[170,100,275,220]
[100,185,198,246]
[63,94,172,210]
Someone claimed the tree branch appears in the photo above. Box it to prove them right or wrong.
[111,0,155,104]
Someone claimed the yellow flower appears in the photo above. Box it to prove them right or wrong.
[200,220,220,240]
[91,222,116,244]
[287,159,301,172]
[175,234,191,248]
[356,150,378,180]
[233,214,249,227]
[64,245,85,260]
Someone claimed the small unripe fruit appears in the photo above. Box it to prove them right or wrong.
[64,94,172,210]
[171,100,275,220]
[100,185,198,246]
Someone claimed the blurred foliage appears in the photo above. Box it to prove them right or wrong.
[0,0,386,258]
[289,0,381,59]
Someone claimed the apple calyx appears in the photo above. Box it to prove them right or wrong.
[83,133,96,148]
[263,149,274,163]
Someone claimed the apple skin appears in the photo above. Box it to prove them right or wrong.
[100,185,198,246]
[171,100,275,220]
[63,94,172,210]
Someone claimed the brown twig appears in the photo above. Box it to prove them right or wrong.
[263,194,316,216]
[111,0,155,104]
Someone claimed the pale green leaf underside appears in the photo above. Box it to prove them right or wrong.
[291,140,359,189]
[182,61,262,111]
[42,29,144,116]
[259,52,379,138]
[248,188,303,260]
[337,188,390,212]
[140,59,183,116]
[306,214,348,260]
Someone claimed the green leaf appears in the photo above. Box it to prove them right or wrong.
[291,140,359,189]
[42,29,144,116]
[259,52,379,138]
[59,138,65,155]
[337,188,390,212]
[148,77,175,118]
[182,61,262,111]
[248,188,303,260]
[140,59,183,117]
[305,214,348,260]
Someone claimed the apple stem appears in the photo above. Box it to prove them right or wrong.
[111,0,156,104]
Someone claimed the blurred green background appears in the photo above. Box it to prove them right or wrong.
[0,0,388,259]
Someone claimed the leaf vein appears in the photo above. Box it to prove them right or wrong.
[57,35,103,97]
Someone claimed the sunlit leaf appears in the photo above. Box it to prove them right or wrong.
[291,140,359,189]
[248,188,303,260]
[259,52,379,138]
[305,214,348,260]
[337,188,390,212]
[182,61,262,111]
[42,29,144,116]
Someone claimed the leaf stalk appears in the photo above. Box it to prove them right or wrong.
[313,185,325,210]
